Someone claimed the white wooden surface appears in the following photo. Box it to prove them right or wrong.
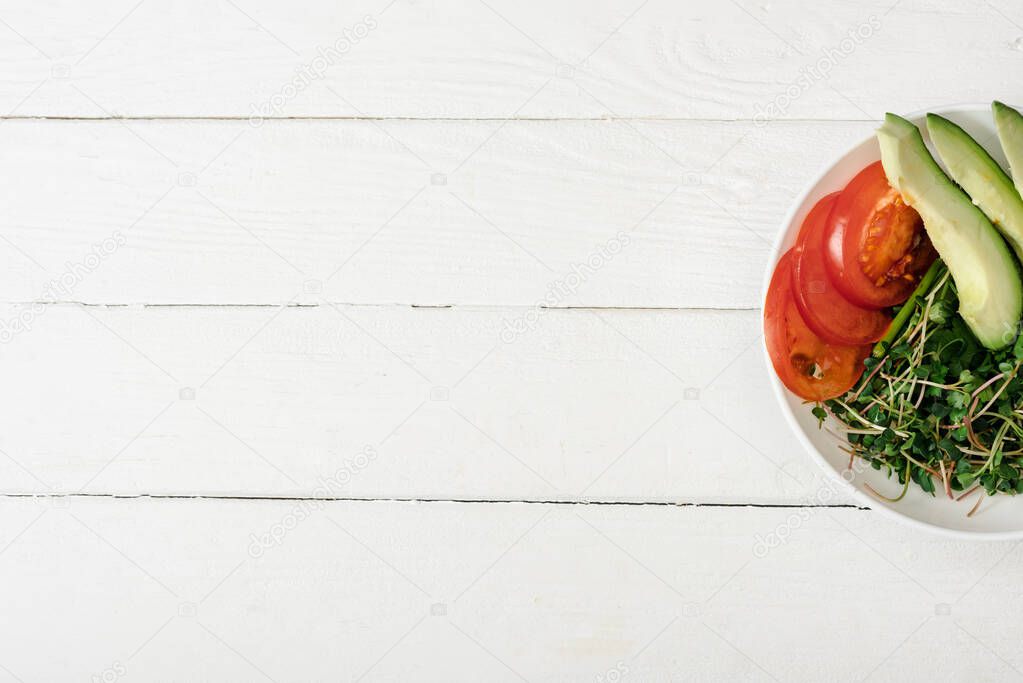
[3,0,1023,680]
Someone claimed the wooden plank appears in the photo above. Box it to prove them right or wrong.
[0,496,1016,681]
[0,303,848,503]
[0,118,869,308]
[0,0,1016,119]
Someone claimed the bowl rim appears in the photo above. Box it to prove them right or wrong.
[761,102,1023,540]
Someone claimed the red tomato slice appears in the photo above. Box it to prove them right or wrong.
[793,194,891,345]
[765,250,870,401]
[825,161,937,309]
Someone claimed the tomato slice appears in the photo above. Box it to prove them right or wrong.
[825,161,937,309]
[792,194,891,345]
[765,250,870,401]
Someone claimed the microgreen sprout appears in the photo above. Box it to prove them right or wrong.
[818,259,1023,510]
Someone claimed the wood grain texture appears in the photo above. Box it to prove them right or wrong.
[7,3,1022,679]
[0,303,850,503]
[0,497,1018,682]
[0,118,869,308]
[0,0,1018,119]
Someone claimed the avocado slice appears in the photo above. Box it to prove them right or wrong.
[877,113,1022,350]
[994,101,1023,195]
[927,113,1023,264]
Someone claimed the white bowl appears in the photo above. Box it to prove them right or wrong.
[764,103,1023,539]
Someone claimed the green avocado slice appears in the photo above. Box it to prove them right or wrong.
[994,101,1023,196]
[927,112,1023,265]
[877,113,1022,350]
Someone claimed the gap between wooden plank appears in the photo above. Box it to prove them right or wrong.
[0,301,761,312]
[0,115,876,123]
[0,492,868,509]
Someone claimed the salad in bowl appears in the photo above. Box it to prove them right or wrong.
[765,102,1023,535]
